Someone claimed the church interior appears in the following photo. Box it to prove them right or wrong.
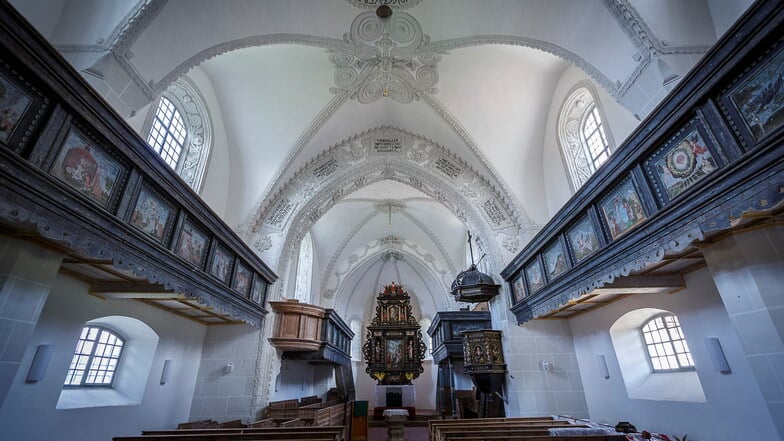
[0,0,783,440]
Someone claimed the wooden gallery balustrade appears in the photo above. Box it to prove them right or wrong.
[0,3,276,325]
[501,0,784,323]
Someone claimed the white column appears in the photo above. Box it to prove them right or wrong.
[0,236,63,407]
[702,223,784,438]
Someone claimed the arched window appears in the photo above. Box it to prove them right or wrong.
[294,232,313,304]
[64,325,125,387]
[609,308,704,402]
[147,97,186,169]
[57,316,159,409]
[144,78,212,192]
[641,314,695,372]
[558,85,614,189]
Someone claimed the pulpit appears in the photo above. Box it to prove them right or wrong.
[462,329,507,418]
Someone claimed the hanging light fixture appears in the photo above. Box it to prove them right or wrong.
[450,231,500,303]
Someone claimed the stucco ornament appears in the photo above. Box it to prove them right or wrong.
[329,11,443,104]
[247,127,526,271]
[345,0,422,10]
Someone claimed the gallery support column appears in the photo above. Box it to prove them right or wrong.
[702,223,784,439]
[0,236,63,407]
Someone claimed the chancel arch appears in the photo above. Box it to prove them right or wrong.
[248,127,526,274]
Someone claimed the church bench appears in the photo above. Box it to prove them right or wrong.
[312,402,346,427]
[436,425,591,441]
[429,417,559,440]
[117,433,340,441]
[445,436,627,441]
[134,426,344,440]
[279,418,306,427]
[248,419,276,428]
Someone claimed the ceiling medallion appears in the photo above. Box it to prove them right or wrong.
[329,11,443,104]
[345,0,422,11]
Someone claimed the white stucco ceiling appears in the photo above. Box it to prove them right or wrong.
[10,0,752,321]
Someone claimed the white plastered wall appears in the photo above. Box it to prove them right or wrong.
[569,267,780,441]
[489,290,589,419]
[188,67,231,220]
[0,273,206,441]
[541,65,641,219]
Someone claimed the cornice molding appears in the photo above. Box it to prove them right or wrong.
[345,0,422,11]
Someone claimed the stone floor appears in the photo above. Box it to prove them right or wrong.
[367,426,428,441]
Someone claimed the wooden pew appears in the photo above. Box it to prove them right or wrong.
[436,425,592,441]
[133,426,344,441]
[445,436,627,441]
[429,417,557,440]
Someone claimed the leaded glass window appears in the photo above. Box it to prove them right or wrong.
[147,97,187,169]
[641,314,695,372]
[64,326,125,387]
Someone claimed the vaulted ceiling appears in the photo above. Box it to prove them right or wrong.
[12,0,752,322]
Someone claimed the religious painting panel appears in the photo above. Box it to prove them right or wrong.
[251,276,268,305]
[233,261,253,297]
[50,126,126,210]
[566,214,601,264]
[209,242,234,285]
[722,42,784,146]
[173,217,209,268]
[385,338,405,369]
[599,177,647,240]
[645,119,720,203]
[0,61,49,152]
[543,238,569,281]
[524,258,545,294]
[129,183,176,244]
[511,271,526,304]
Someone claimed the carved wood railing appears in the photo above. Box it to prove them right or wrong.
[0,3,276,325]
[501,0,784,323]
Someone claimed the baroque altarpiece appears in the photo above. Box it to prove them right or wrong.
[362,283,426,385]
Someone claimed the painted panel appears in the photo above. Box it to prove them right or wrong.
[129,185,175,244]
[599,178,647,240]
[543,239,569,280]
[566,215,601,263]
[173,218,209,268]
[50,128,125,209]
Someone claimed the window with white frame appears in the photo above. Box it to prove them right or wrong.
[144,79,212,192]
[558,85,614,190]
[147,97,186,169]
[64,325,125,387]
[641,314,695,372]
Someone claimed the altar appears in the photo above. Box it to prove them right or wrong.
[373,384,417,419]
[375,384,415,407]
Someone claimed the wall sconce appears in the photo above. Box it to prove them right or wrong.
[596,354,610,379]
[540,360,552,372]
[26,345,53,383]
[704,337,731,373]
[160,359,172,385]
[224,362,234,374]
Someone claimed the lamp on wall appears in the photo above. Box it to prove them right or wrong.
[704,337,731,373]
[160,359,173,385]
[26,344,54,383]
[596,354,610,379]
[224,362,234,374]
